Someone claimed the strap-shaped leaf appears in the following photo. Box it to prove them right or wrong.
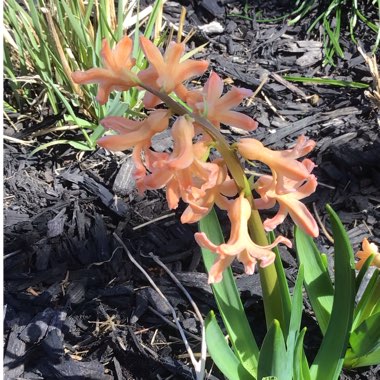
[350,312,380,355]
[295,228,334,334]
[309,205,356,380]
[286,265,305,376]
[268,231,292,335]
[199,208,259,375]
[293,328,311,380]
[353,270,380,329]
[258,320,288,380]
[205,312,254,380]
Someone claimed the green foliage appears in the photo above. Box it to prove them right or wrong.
[295,227,334,335]
[205,312,254,380]
[230,0,379,65]
[199,208,259,376]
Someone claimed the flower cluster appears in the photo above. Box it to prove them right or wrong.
[73,35,319,283]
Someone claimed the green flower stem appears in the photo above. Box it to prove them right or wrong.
[141,85,283,330]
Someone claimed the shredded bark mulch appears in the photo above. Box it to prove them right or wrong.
[4,1,380,379]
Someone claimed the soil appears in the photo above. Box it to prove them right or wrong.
[4,1,380,379]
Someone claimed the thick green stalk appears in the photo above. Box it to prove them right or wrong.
[141,85,284,330]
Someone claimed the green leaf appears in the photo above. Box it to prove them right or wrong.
[268,231,291,335]
[258,320,288,380]
[286,265,305,375]
[68,141,94,151]
[309,205,356,380]
[282,76,369,89]
[199,208,259,375]
[205,312,254,380]
[295,228,334,335]
[353,270,380,329]
[293,328,311,380]
[350,312,380,355]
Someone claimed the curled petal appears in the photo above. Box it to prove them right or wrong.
[208,255,235,284]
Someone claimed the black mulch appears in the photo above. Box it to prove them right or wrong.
[4,1,380,379]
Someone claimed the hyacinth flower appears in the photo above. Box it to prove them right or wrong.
[180,159,238,224]
[98,109,170,151]
[355,238,380,270]
[186,71,258,131]
[195,194,292,283]
[72,36,137,105]
[138,36,209,107]
[254,168,319,237]
[140,126,221,212]
[237,135,316,194]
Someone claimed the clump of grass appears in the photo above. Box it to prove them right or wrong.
[288,0,380,65]
[4,0,165,153]
[230,0,380,66]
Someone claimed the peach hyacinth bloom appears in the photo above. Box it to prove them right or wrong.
[72,36,137,105]
[138,36,209,107]
[355,238,380,270]
[238,136,316,194]
[254,168,319,237]
[180,160,238,224]
[186,71,258,131]
[141,139,221,212]
[195,194,292,283]
[98,109,170,151]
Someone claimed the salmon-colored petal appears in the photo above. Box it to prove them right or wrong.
[98,133,146,151]
[281,197,319,237]
[194,232,220,252]
[113,36,135,68]
[72,68,113,84]
[166,178,181,209]
[204,72,224,103]
[139,36,165,73]
[355,238,380,270]
[219,111,258,131]
[284,135,316,159]
[164,41,185,66]
[168,117,195,170]
[262,204,288,231]
[217,87,252,110]
[174,83,189,102]
[100,116,140,133]
[177,59,209,83]
[208,255,235,284]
